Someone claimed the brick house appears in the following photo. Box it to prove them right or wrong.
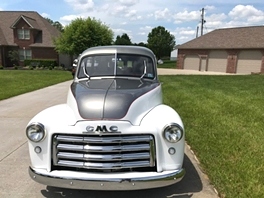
[0,11,63,67]
[177,26,264,74]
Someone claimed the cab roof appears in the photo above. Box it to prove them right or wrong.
[81,45,156,61]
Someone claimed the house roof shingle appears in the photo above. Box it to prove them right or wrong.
[0,27,8,45]
[178,26,264,49]
[0,11,60,47]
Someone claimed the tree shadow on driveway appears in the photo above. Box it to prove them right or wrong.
[41,154,202,198]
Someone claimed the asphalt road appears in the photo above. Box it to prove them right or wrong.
[0,72,219,198]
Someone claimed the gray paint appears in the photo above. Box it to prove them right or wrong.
[71,79,160,120]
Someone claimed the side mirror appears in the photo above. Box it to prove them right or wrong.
[73,59,78,67]
[72,59,78,77]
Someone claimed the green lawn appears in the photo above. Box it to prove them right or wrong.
[157,60,177,68]
[160,75,264,198]
[0,70,72,100]
[0,70,263,197]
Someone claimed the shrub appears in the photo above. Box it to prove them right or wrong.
[24,59,57,69]
[0,65,3,70]
[8,50,19,66]
[54,66,64,70]
[37,65,43,69]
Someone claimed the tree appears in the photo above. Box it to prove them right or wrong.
[8,50,19,66]
[147,26,175,59]
[54,17,114,56]
[114,33,132,45]
[52,21,64,32]
[134,42,148,47]
[45,17,53,24]
[45,18,64,32]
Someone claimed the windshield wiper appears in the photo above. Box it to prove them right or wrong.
[83,66,90,79]
[140,60,147,79]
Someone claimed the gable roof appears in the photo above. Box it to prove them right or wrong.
[178,26,264,49]
[10,15,41,30]
[0,11,60,47]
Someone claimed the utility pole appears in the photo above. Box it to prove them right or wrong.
[201,8,205,36]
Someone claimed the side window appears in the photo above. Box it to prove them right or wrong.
[17,29,30,40]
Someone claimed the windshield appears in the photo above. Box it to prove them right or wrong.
[77,53,155,79]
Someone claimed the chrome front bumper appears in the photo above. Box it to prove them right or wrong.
[29,167,185,190]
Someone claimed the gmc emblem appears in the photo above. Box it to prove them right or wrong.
[85,125,119,133]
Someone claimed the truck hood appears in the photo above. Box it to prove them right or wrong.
[70,79,160,120]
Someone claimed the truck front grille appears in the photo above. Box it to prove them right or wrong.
[52,134,156,172]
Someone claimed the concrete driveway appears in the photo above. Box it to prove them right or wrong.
[0,72,219,198]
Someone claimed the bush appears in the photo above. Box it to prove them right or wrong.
[54,66,64,70]
[24,59,57,69]
[0,65,3,70]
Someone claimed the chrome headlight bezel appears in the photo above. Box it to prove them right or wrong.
[163,123,184,143]
[26,122,46,143]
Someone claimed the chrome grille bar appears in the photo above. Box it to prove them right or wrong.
[57,144,150,152]
[57,152,150,161]
[57,160,151,169]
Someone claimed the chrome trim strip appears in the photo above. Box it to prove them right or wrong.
[149,136,155,166]
[29,167,185,190]
[56,135,152,143]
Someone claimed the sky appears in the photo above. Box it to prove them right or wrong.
[1,0,264,45]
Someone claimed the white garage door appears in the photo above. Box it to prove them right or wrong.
[184,55,200,70]
[207,50,228,73]
[237,50,262,74]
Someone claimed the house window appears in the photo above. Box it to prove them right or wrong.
[19,49,32,61]
[17,29,30,40]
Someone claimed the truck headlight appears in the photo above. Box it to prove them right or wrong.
[163,123,183,143]
[26,122,46,142]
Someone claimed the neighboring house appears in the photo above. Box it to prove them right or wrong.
[177,26,264,74]
[170,49,178,61]
[0,11,64,67]
[170,45,180,61]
